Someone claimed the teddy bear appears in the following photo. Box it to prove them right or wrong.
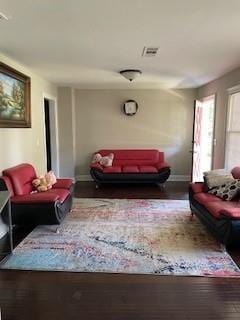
[32,171,57,192]
[92,153,102,164]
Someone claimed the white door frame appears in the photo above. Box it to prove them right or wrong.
[191,94,216,182]
[42,93,60,176]
[225,85,240,169]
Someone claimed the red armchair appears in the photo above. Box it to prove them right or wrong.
[0,163,73,225]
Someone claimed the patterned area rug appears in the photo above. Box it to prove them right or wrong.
[2,199,240,277]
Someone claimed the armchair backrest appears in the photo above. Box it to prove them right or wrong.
[2,163,37,196]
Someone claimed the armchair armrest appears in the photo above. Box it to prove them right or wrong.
[189,182,205,194]
[90,163,104,171]
[53,178,73,190]
[156,162,170,171]
[12,193,60,204]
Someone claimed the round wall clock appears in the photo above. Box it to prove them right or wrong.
[123,100,138,116]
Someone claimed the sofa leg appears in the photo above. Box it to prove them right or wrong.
[55,226,60,234]
[190,211,194,220]
[157,183,165,190]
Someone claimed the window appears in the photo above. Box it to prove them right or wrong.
[225,91,240,170]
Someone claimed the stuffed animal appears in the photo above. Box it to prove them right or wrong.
[92,153,102,163]
[32,171,57,192]
[99,153,114,167]
[32,176,50,192]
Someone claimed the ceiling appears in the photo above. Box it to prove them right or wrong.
[1,0,240,89]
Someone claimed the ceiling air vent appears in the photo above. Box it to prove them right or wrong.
[142,46,159,57]
[0,12,8,21]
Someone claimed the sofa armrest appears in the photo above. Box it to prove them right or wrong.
[189,182,206,194]
[11,193,60,204]
[90,163,104,171]
[220,207,240,220]
[53,178,73,190]
[156,162,170,171]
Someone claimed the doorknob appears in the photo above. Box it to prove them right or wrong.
[189,150,197,154]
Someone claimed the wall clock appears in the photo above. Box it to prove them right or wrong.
[123,100,138,116]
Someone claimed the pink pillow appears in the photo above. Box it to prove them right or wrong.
[100,153,114,167]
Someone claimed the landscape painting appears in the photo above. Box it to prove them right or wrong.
[0,62,31,127]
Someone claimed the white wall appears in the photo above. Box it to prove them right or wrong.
[0,53,57,174]
[197,66,240,169]
[74,89,196,177]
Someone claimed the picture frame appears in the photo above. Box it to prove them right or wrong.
[0,62,31,128]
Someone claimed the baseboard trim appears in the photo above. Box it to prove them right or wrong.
[76,174,190,182]
[168,175,190,182]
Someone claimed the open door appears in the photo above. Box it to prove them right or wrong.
[191,96,215,182]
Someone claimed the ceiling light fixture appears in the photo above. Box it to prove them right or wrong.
[120,69,142,82]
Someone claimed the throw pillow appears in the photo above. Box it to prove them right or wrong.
[204,169,230,176]
[203,169,234,189]
[208,179,240,201]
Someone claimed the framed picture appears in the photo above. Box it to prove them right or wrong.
[0,62,31,128]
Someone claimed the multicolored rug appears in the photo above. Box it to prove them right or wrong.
[2,199,240,277]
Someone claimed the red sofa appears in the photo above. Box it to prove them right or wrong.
[189,167,240,246]
[90,149,170,186]
[0,163,73,225]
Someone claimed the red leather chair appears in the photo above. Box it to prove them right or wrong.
[0,163,73,225]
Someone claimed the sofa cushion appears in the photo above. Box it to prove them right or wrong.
[3,163,36,196]
[122,166,139,173]
[193,193,222,205]
[103,166,122,173]
[204,170,234,189]
[12,192,60,204]
[139,166,158,173]
[204,201,240,219]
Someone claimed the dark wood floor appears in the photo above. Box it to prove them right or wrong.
[74,181,189,199]
[1,181,240,320]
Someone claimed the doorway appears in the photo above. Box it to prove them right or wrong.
[191,95,215,182]
[44,99,52,171]
[43,95,59,175]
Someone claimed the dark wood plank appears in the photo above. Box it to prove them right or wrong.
[0,270,240,320]
[74,181,189,200]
